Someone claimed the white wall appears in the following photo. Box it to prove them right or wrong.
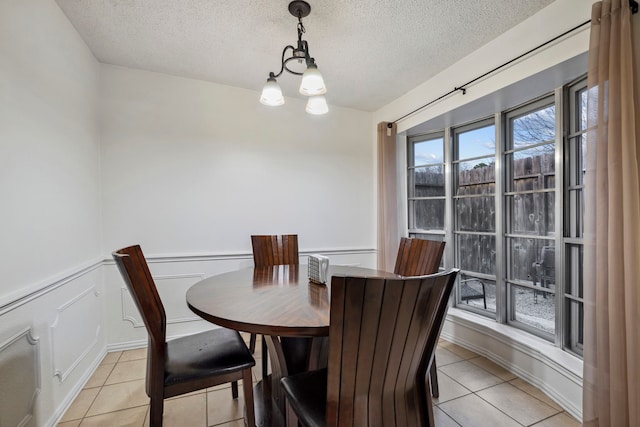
[0,0,103,426]
[100,65,375,257]
[0,0,102,304]
[99,65,377,349]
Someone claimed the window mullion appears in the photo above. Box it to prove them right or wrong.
[554,87,565,347]
[444,127,454,270]
[495,112,506,323]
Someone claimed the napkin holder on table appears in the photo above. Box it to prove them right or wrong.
[308,254,329,285]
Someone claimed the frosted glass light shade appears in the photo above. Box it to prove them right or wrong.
[260,78,285,106]
[305,95,329,115]
[299,63,327,96]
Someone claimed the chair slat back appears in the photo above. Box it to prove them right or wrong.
[251,234,299,267]
[326,270,458,427]
[394,237,445,277]
[113,245,166,348]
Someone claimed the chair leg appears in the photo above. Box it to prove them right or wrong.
[249,333,257,354]
[425,391,436,427]
[285,398,299,427]
[242,368,256,427]
[261,336,268,379]
[149,393,164,427]
[429,358,439,398]
[231,381,239,399]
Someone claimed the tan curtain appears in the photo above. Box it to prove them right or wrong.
[377,122,399,271]
[583,1,640,426]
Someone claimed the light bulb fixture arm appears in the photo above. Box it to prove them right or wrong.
[268,21,314,78]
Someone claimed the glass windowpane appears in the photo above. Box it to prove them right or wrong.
[508,238,555,285]
[565,244,583,298]
[455,197,495,232]
[565,299,584,355]
[512,105,555,147]
[580,90,587,131]
[457,159,496,193]
[511,284,555,334]
[457,273,496,313]
[414,138,444,166]
[456,234,495,275]
[507,193,555,235]
[508,149,555,191]
[413,199,445,230]
[457,125,496,159]
[413,166,445,197]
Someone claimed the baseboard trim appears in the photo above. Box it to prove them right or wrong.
[46,346,107,427]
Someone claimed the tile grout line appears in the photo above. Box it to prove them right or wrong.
[64,345,575,427]
[471,380,567,426]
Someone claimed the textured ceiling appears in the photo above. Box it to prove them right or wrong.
[55,0,554,112]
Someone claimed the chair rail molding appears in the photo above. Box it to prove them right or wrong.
[103,247,377,265]
[0,327,41,427]
[0,258,103,316]
[50,286,101,382]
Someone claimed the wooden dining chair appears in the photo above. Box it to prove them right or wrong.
[250,234,299,378]
[280,269,459,427]
[394,237,446,398]
[251,234,299,267]
[113,245,256,427]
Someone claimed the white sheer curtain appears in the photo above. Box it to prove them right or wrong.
[583,1,640,425]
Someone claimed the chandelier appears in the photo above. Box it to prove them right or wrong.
[260,1,328,115]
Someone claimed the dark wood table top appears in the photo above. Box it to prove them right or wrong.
[186,264,399,337]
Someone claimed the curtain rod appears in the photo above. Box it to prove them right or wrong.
[387,0,639,128]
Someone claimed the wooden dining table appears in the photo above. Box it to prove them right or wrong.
[186,263,400,427]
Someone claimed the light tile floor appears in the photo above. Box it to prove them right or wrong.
[58,336,581,427]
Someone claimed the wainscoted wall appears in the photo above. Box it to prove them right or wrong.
[0,264,104,427]
[50,286,102,382]
[0,248,375,427]
[0,328,40,427]
[1,0,103,423]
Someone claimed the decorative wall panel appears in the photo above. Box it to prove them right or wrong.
[0,328,40,427]
[50,287,101,382]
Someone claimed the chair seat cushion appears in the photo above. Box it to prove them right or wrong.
[281,368,327,427]
[165,328,255,386]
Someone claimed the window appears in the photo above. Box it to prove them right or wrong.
[563,77,587,356]
[453,120,497,314]
[408,133,446,244]
[406,78,586,355]
[505,97,557,338]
